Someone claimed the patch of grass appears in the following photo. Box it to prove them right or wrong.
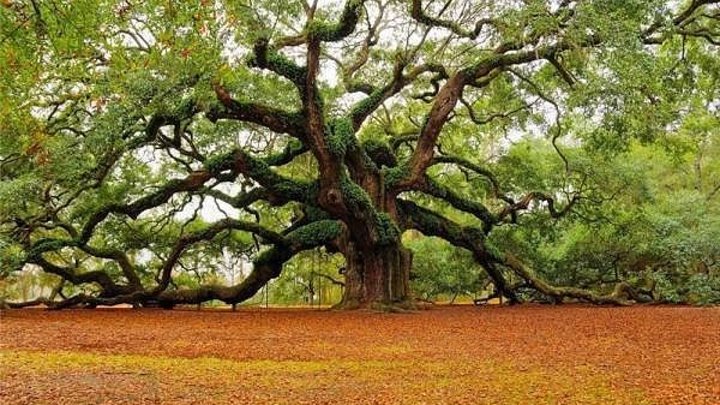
[0,349,652,404]
[0,349,334,375]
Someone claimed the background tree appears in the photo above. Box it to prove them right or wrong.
[406,235,487,303]
[270,249,345,305]
[488,138,720,305]
[1,0,718,309]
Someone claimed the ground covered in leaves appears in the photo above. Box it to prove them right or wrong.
[0,305,718,405]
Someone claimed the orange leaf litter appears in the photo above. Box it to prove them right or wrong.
[1,305,718,404]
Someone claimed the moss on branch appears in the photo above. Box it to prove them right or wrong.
[29,238,75,258]
[422,177,495,232]
[398,199,479,245]
[327,118,356,158]
[307,0,365,42]
[383,164,412,190]
[349,88,387,128]
[248,39,307,86]
[206,96,305,138]
[203,148,317,205]
[374,212,400,245]
[340,173,373,213]
[287,220,343,246]
[362,138,397,168]
[203,153,235,174]
[264,139,308,166]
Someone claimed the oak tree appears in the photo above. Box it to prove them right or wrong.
[1,0,718,308]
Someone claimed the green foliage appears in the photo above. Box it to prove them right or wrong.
[489,139,720,305]
[0,241,26,275]
[268,249,344,305]
[406,236,485,301]
[685,274,720,306]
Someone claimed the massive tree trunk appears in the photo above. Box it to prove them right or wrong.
[339,242,412,309]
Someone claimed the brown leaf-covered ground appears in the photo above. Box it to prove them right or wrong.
[0,305,718,405]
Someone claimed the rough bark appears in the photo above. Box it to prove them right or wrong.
[338,242,412,309]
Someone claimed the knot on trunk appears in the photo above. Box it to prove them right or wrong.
[321,188,343,207]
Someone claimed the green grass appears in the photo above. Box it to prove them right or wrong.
[0,349,652,405]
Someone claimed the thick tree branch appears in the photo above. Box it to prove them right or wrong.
[79,244,142,289]
[349,63,448,130]
[264,140,309,166]
[396,199,518,303]
[401,37,599,189]
[307,0,367,42]
[247,39,308,88]
[150,221,346,307]
[404,72,468,185]
[500,253,639,305]
[416,176,495,232]
[209,85,306,139]
[153,218,289,293]
[27,255,133,297]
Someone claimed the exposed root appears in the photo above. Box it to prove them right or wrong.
[333,298,418,312]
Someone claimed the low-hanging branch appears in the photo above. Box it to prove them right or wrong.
[22,142,321,301]
[414,176,496,232]
[396,199,518,303]
[151,218,289,294]
[16,219,346,309]
[499,253,651,306]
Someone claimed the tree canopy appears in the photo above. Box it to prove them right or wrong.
[1,0,719,309]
